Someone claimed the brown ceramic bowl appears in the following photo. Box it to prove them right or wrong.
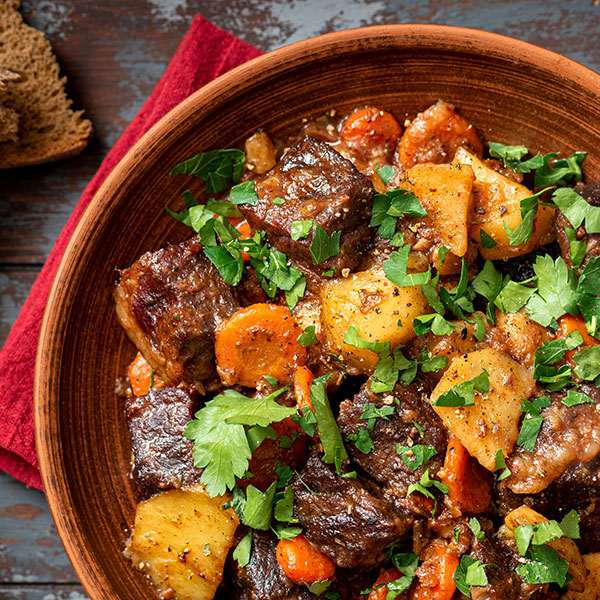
[35,24,600,600]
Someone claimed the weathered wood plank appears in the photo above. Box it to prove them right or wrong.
[0,585,88,599]
[0,473,79,584]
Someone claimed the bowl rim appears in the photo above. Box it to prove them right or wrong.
[34,22,600,600]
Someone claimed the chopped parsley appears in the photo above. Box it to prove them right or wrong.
[494,450,511,480]
[309,378,348,473]
[503,188,552,246]
[310,224,341,264]
[184,387,295,496]
[468,517,485,541]
[396,444,437,471]
[375,164,395,185]
[553,187,600,234]
[370,188,427,239]
[233,530,252,567]
[290,219,314,241]
[383,243,431,287]
[348,429,375,454]
[517,395,551,451]
[230,180,259,205]
[297,325,318,347]
[432,370,490,407]
[406,468,449,514]
[453,556,491,597]
[562,389,595,407]
[169,148,245,193]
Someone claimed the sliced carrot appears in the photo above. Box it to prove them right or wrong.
[368,568,408,600]
[215,303,307,388]
[557,314,599,348]
[127,352,164,396]
[276,534,336,584]
[294,365,315,412]
[412,539,459,600]
[438,436,492,515]
[340,106,402,159]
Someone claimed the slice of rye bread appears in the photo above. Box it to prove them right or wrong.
[0,67,20,142]
[0,0,92,168]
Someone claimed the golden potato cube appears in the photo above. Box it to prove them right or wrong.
[406,162,475,257]
[496,309,550,368]
[127,486,239,600]
[562,553,600,599]
[320,266,429,372]
[431,348,535,471]
[453,147,555,260]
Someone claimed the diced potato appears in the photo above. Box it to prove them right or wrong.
[405,162,475,257]
[562,553,600,599]
[496,309,550,367]
[245,130,276,174]
[430,348,536,471]
[453,147,555,260]
[127,486,239,600]
[320,266,429,372]
[505,506,587,593]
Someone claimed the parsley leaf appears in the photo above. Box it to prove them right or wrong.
[230,180,259,205]
[290,219,314,241]
[360,402,395,430]
[516,545,570,587]
[309,378,348,473]
[205,197,243,218]
[525,255,578,327]
[233,530,252,567]
[494,450,511,480]
[433,370,490,407]
[170,148,245,194]
[383,244,431,287]
[553,187,600,234]
[514,510,580,557]
[488,142,529,170]
[244,482,277,529]
[535,151,587,187]
[297,325,318,347]
[453,556,491,597]
[348,429,375,454]
[413,313,457,337]
[406,467,449,514]
[184,388,295,496]
[310,225,341,264]
[203,244,244,286]
[396,444,437,471]
[517,395,551,451]
[370,189,428,239]
[562,389,595,407]
[375,164,395,185]
[494,280,535,314]
[573,346,600,381]
[503,188,552,246]
[480,229,498,249]
[468,517,485,541]
[564,227,587,269]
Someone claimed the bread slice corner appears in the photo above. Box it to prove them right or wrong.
[0,0,93,168]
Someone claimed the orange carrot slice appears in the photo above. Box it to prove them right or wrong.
[276,534,336,584]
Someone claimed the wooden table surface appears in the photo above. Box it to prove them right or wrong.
[1,1,600,598]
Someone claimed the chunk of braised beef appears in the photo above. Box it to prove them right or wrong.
[337,377,447,516]
[469,534,544,600]
[115,238,241,389]
[125,386,202,499]
[503,384,600,495]
[555,182,600,271]
[227,530,313,600]
[292,451,413,570]
[240,136,374,273]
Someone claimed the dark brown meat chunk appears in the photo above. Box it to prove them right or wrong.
[337,377,447,516]
[555,182,600,271]
[241,136,374,273]
[292,451,413,570]
[125,386,202,499]
[115,238,241,389]
[504,384,600,494]
[227,531,312,600]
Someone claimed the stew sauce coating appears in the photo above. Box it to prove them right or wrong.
[116,101,600,600]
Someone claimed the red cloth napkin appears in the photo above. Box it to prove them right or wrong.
[0,16,262,491]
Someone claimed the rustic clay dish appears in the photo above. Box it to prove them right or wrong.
[35,24,600,600]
